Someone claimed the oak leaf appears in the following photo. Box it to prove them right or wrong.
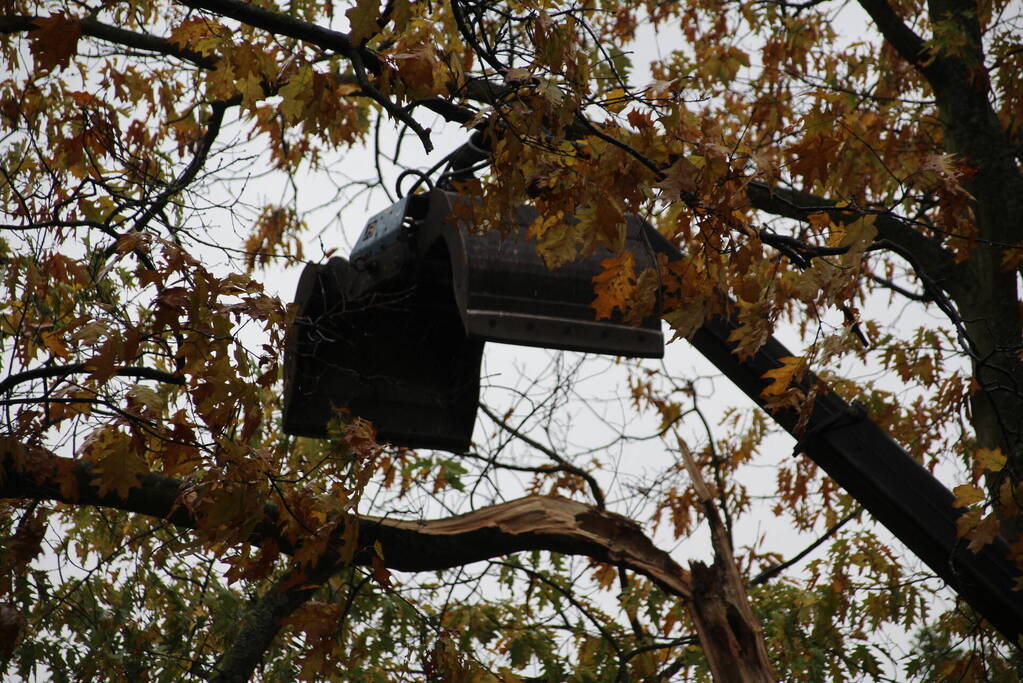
[85,428,148,498]
[975,447,1006,473]
[41,330,71,359]
[760,356,807,397]
[591,252,636,320]
[30,14,82,72]
[346,0,380,45]
[966,513,1000,552]
[655,156,700,200]
[952,483,985,508]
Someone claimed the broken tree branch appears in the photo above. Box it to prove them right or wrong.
[0,441,691,600]
[677,437,775,683]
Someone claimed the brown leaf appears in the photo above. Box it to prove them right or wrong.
[84,428,147,498]
[30,14,82,72]
[0,604,23,663]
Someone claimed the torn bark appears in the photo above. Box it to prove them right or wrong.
[678,438,775,682]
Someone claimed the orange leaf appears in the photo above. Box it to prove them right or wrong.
[41,330,71,360]
[591,251,636,320]
[371,553,393,588]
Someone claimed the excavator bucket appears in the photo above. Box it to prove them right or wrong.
[283,189,668,450]
[412,189,666,357]
[282,200,484,452]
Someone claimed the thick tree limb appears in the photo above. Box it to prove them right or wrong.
[744,180,968,300]
[212,566,323,683]
[176,0,364,66]
[678,438,774,682]
[0,441,692,599]
[0,15,216,69]
[853,0,935,76]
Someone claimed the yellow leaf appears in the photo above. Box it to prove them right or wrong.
[760,356,806,397]
[346,0,380,45]
[278,65,313,123]
[169,18,225,56]
[605,87,627,113]
[528,210,584,269]
[976,447,1006,473]
[839,215,877,250]
[952,483,986,508]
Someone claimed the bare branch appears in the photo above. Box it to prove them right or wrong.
[480,403,607,509]
[750,510,860,586]
[212,566,323,683]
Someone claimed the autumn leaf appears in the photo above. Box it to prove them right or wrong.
[975,447,1006,473]
[655,156,700,200]
[760,356,807,397]
[168,17,225,56]
[591,251,636,320]
[528,209,585,269]
[604,87,628,113]
[30,14,82,72]
[278,65,314,123]
[966,513,1000,552]
[952,483,985,508]
[84,428,148,498]
[41,330,71,359]
[128,384,165,415]
[346,0,381,45]
[504,67,534,84]
[371,541,393,588]
[663,299,709,341]
[627,266,659,324]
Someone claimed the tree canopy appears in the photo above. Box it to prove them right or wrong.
[1,0,1022,680]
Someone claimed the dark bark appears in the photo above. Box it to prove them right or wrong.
[212,568,322,683]
[858,0,1023,489]
[679,441,775,682]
